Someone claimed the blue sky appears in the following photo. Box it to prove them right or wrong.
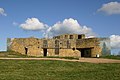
[0,0,120,54]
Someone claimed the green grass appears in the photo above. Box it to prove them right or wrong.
[101,55,120,60]
[0,51,79,59]
[0,60,120,80]
[0,51,31,58]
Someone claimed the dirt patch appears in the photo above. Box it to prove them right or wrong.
[79,58,120,63]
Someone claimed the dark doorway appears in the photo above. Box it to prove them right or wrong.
[78,35,82,39]
[25,47,28,55]
[55,40,59,55]
[55,48,59,55]
[77,48,91,57]
[43,49,47,56]
[70,35,73,39]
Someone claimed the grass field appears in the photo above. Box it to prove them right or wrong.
[0,51,79,60]
[101,55,120,60]
[0,51,29,58]
[0,60,120,80]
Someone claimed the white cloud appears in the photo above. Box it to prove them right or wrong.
[0,8,7,16]
[20,18,48,31]
[110,35,120,49]
[98,2,120,15]
[20,18,96,38]
[19,18,120,50]
[44,18,96,38]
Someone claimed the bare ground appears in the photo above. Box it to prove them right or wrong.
[79,58,120,63]
[0,57,120,63]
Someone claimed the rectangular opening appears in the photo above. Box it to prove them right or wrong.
[78,35,82,39]
[55,40,59,48]
[77,48,92,57]
[43,49,47,56]
[43,40,48,48]
[55,48,59,55]
[65,35,68,39]
[70,35,73,39]
[55,40,59,55]
[54,36,60,39]
[25,47,28,55]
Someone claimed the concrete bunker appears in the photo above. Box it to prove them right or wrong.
[7,34,111,57]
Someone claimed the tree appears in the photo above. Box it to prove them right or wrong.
[118,51,120,55]
[102,42,110,55]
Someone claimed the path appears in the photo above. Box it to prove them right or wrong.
[0,58,120,63]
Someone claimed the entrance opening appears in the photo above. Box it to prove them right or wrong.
[55,48,59,55]
[77,48,92,57]
[43,49,47,56]
[70,35,73,39]
[78,35,82,39]
[55,40,59,55]
[25,47,28,55]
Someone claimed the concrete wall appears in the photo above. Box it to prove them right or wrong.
[7,37,43,56]
[59,49,80,57]
[7,34,111,57]
[53,34,85,39]
[76,38,101,57]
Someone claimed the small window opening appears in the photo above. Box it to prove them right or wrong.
[65,35,68,39]
[25,47,28,55]
[70,35,73,39]
[72,48,75,51]
[78,35,82,39]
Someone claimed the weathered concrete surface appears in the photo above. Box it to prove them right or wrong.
[7,34,111,57]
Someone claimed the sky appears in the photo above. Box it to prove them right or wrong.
[0,0,120,54]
